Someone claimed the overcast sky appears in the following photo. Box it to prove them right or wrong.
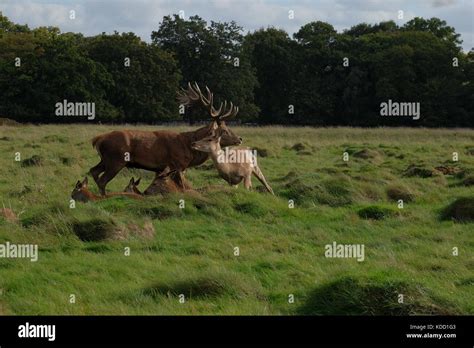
[1,0,473,51]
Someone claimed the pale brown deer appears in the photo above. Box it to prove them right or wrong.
[72,177,142,202]
[191,134,275,194]
[90,83,241,195]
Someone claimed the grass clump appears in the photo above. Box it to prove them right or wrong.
[297,276,458,315]
[386,185,416,202]
[253,146,270,157]
[403,164,435,178]
[283,174,353,206]
[60,157,75,166]
[358,205,396,220]
[21,155,43,167]
[142,272,264,300]
[72,217,124,241]
[441,197,474,222]
[234,200,269,217]
[291,142,306,151]
[353,149,382,161]
[461,176,474,186]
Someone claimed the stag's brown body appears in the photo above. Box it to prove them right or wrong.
[90,83,240,195]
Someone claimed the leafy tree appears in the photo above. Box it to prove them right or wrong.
[402,17,462,47]
[0,12,471,127]
[0,12,29,34]
[292,21,342,125]
[85,32,181,122]
[0,22,114,122]
[243,28,297,124]
[152,15,258,122]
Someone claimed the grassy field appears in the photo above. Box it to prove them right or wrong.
[0,124,473,315]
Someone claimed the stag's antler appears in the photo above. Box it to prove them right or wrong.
[177,82,239,119]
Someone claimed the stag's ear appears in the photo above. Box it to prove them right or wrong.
[217,136,222,143]
[82,177,88,187]
[135,178,141,186]
[75,180,82,189]
[211,121,218,130]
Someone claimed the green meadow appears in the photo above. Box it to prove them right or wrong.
[0,124,473,315]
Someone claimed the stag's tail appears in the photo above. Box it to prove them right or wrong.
[252,165,274,195]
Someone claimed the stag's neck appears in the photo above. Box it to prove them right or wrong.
[180,125,212,167]
[180,125,212,144]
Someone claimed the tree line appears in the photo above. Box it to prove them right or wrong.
[0,12,472,127]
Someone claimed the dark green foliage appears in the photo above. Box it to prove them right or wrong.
[86,32,181,122]
[0,11,471,126]
[242,28,297,124]
[152,15,259,122]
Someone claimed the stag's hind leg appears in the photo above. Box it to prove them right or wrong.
[90,160,105,188]
[97,161,125,196]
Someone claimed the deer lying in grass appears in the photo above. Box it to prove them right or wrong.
[124,172,185,196]
[191,135,274,194]
[124,177,142,195]
[72,177,142,202]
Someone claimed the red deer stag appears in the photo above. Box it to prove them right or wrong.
[89,83,241,195]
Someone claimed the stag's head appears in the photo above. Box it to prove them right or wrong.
[178,82,242,146]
